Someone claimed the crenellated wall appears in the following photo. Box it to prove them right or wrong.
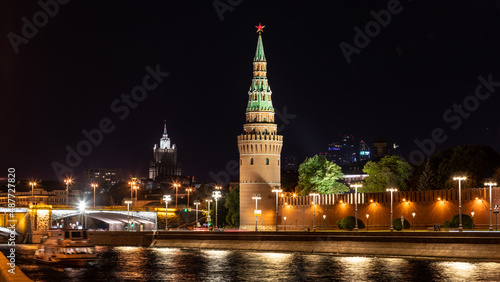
[275,188,500,230]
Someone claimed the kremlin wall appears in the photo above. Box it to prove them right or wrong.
[275,187,500,230]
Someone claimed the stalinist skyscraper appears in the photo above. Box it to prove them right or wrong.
[238,24,283,230]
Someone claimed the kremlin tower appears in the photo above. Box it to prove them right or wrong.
[237,24,283,230]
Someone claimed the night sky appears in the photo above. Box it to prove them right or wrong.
[2,0,500,183]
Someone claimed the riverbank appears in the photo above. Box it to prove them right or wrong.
[0,252,32,282]
[150,231,500,261]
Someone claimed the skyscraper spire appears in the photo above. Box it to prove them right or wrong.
[163,120,167,135]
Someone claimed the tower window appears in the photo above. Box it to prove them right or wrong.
[266,158,269,165]
[250,157,254,165]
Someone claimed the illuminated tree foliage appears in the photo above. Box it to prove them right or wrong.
[362,155,412,192]
[224,186,239,227]
[296,155,348,195]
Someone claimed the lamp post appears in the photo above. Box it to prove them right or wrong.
[29,181,36,206]
[366,214,369,231]
[64,179,72,206]
[453,176,467,232]
[129,180,136,205]
[206,199,212,230]
[272,187,283,231]
[323,215,326,231]
[186,188,193,208]
[213,191,222,230]
[91,183,98,207]
[78,201,86,229]
[284,217,287,231]
[351,184,362,232]
[252,194,261,231]
[163,195,171,231]
[194,201,200,229]
[471,210,475,230]
[133,185,139,206]
[485,182,497,231]
[494,205,499,231]
[401,215,404,231]
[173,183,180,208]
[309,193,320,232]
[386,188,398,232]
[412,212,416,231]
[125,200,132,231]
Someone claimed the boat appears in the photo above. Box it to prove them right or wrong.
[34,229,98,266]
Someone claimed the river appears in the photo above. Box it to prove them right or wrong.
[2,245,500,281]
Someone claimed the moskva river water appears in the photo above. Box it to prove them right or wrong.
[2,245,500,281]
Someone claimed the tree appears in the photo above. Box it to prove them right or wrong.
[430,145,500,189]
[362,155,412,192]
[339,216,365,231]
[224,186,239,227]
[296,155,349,195]
[416,159,435,191]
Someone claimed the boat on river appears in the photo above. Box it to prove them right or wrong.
[34,229,98,266]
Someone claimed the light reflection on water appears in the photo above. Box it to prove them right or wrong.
[2,245,500,281]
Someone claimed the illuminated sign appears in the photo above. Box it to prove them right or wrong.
[360,151,370,156]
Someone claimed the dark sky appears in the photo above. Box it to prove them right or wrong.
[2,0,500,183]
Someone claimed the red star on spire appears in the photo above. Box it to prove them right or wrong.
[255,23,265,33]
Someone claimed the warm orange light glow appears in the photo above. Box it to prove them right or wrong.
[403,198,406,202]
[281,194,284,197]
[293,193,297,197]
[438,197,441,201]
[370,199,373,203]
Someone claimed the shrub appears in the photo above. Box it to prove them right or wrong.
[339,216,365,231]
[336,219,343,229]
[446,214,473,229]
[392,218,410,231]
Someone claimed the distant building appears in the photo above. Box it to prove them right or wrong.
[82,168,124,187]
[327,134,357,165]
[149,121,182,181]
[0,188,83,207]
[359,140,371,161]
[283,154,299,172]
[373,138,388,159]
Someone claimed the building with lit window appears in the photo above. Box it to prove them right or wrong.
[148,122,182,181]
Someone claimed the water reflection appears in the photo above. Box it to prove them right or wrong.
[2,245,500,281]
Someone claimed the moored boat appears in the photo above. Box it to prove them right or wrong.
[34,229,98,266]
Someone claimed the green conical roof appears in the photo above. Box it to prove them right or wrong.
[254,33,266,62]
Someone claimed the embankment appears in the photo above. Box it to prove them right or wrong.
[151,231,500,261]
[0,252,32,282]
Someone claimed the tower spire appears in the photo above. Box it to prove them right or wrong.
[163,120,167,135]
[254,23,266,62]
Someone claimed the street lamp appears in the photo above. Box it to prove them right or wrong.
[64,178,72,206]
[29,181,36,206]
[272,187,283,231]
[351,184,362,232]
[252,194,261,231]
[366,214,369,231]
[125,200,132,231]
[163,195,171,231]
[471,210,475,230]
[91,183,98,207]
[386,188,398,232]
[494,205,499,231]
[284,216,287,231]
[453,176,467,232]
[78,201,86,229]
[194,201,200,229]
[323,215,326,231]
[309,193,320,232]
[206,199,213,229]
[213,191,222,230]
[412,212,416,231]
[173,183,180,208]
[133,185,139,206]
[485,182,497,231]
[186,188,193,208]
[129,180,136,205]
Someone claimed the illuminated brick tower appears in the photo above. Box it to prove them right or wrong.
[237,24,283,230]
